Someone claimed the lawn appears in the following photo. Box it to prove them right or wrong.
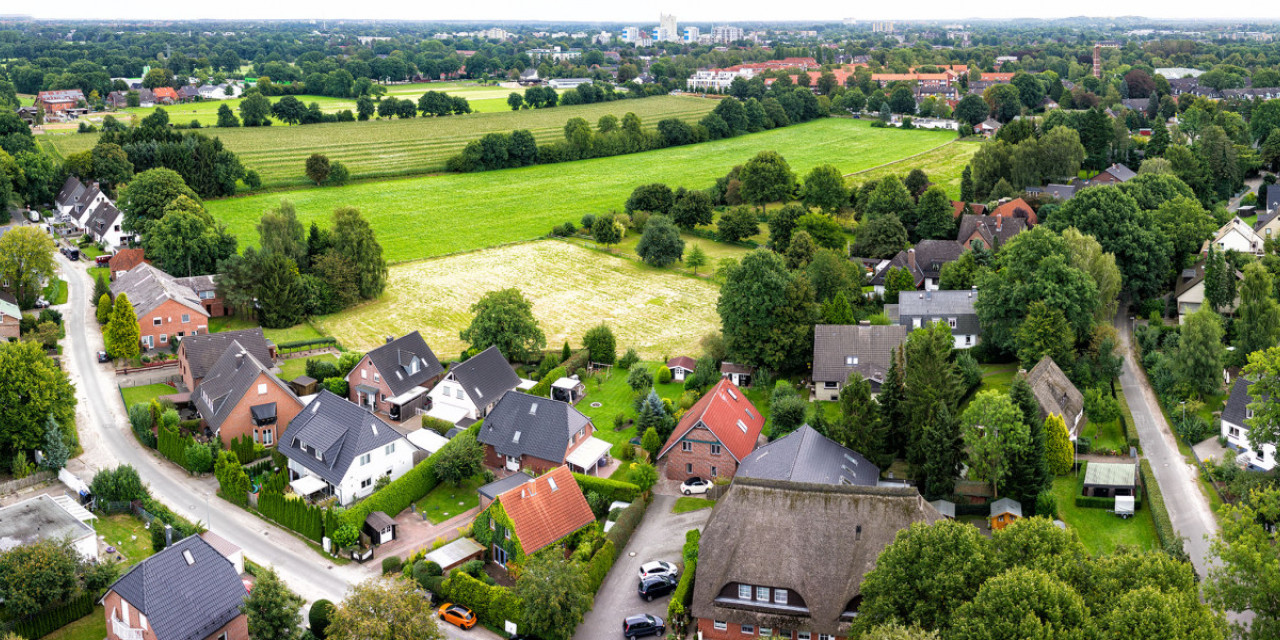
[87,266,109,283]
[1050,475,1159,556]
[1082,418,1127,453]
[43,606,106,640]
[205,118,956,263]
[576,362,691,458]
[47,96,716,187]
[848,140,981,199]
[314,241,723,360]
[977,363,1018,395]
[94,514,154,566]
[572,231,758,274]
[207,316,328,345]
[43,278,68,305]
[415,475,485,524]
[672,496,716,514]
[120,383,176,407]
[278,354,334,381]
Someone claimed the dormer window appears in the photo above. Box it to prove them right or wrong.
[846,356,858,365]
[1247,407,1254,419]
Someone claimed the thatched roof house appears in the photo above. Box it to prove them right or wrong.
[1025,356,1084,436]
[690,478,942,637]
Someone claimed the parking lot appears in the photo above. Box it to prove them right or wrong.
[576,494,712,640]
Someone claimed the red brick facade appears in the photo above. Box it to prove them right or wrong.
[482,422,597,474]
[0,313,18,341]
[211,372,304,448]
[663,424,740,481]
[346,355,442,418]
[137,299,209,351]
[696,618,844,640]
[103,590,249,640]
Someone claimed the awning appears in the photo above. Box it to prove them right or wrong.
[250,403,277,424]
[407,429,450,454]
[387,385,428,406]
[516,379,537,391]
[290,475,327,496]
[354,384,379,397]
[426,403,469,425]
[565,436,612,471]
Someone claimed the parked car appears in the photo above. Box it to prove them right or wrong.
[680,477,710,495]
[637,574,678,601]
[637,560,678,580]
[438,603,477,630]
[96,350,109,363]
[622,614,665,638]
[33,298,50,309]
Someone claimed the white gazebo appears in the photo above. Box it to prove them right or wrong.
[565,437,612,475]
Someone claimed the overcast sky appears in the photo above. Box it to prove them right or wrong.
[21,1,1280,24]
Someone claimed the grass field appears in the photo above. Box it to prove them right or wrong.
[45,96,717,187]
[416,475,484,524]
[314,241,722,360]
[1051,475,1159,555]
[208,316,327,345]
[577,362,692,457]
[848,139,980,199]
[43,278,68,305]
[43,607,106,640]
[208,118,956,263]
[95,514,154,566]
[120,383,175,407]
[278,354,334,381]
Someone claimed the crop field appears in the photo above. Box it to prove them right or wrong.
[42,95,716,186]
[208,117,954,263]
[314,240,723,359]
[847,139,979,199]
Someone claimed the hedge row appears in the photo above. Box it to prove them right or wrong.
[1140,459,1188,560]
[604,493,649,550]
[2,591,96,639]
[440,569,524,629]
[258,491,325,543]
[343,424,482,528]
[1073,462,1143,510]
[277,337,338,351]
[585,539,617,593]
[562,349,590,374]
[528,366,566,397]
[157,423,197,471]
[574,473,640,505]
[667,528,701,633]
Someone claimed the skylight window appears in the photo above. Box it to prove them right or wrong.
[513,431,522,443]
[844,453,859,465]
[475,387,484,399]
[529,403,537,416]
[737,419,748,433]
[727,387,738,400]
[182,550,195,565]
[548,477,558,491]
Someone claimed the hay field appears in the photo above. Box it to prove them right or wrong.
[315,241,722,359]
[848,140,980,199]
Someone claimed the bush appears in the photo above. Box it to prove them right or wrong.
[1036,492,1058,519]
[381,556,402,575]
[90,465,147,502]
[656,365,673,385]
[439,570,524,628]
[529,366,566,397]
[604,493,649,550]
[128,402,156,448]
[309,599,334,639]
[1140,459,1188,561]
[574,473,640,504]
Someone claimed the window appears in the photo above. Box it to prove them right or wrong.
[775,589,788,605]
[714,622,727,631]
[681,441,692,452]
[686,463,693,474]
[489,519,495,530]
[965,335,973,346]
[218,634,228,640]
[257,383,267,395]
[360,478,372,488]
[711,444,722,455]
[948,317,957,328]
[252,430,259,443]
[1230,427,1241,438]
[824,381,839,389]
[738,584,752,600]
[153,317,162,326]
[159,334,167,344]
[741,625,755,635]
[142,336,153,349]
[797,633,810,640]
[913,318,921,328]
[374,373,381,383]
[200,290,214,299]
[845,356,857,365]
[710,466,718,477]
[756,586,769,601]
[181,314,190,323]
[385,443,395,455]
[820,635,835,640]
[759,629,771,637]
[361,369,367,380]
[1247,407,1255,419]
[263,430,273,445]
[505,528,511,540]
[360,453,371,466]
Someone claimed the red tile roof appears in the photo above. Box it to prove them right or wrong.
[982,72,1015,82]
[152,87,178,100]
[991,198,1038,225]
[107,248,148,279]
[497,465,595,556]
[667,356,697,371]
[951,201,988,219]
[658,379,764,462]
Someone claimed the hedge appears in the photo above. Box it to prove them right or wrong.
[574,473,640,504]
[1,590,97,639]
[667,528,701,633]
[529,366,566,397]
[258,491,325,542]
[585,539,617,593]
[1141,459,1188,560]
[157,423,196,471]
[1073,462,1143,510]
[604,493,649,550]
[276,337,338,352]
[343,423,482,528]
[562,348,590,374]
[440,569,524,629]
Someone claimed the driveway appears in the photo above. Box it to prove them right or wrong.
[575,495,711,640]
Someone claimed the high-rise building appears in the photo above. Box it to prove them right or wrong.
[711,25,744,43]
[660,13,678,41]
[622,26,640,42]
[683,26,700,43]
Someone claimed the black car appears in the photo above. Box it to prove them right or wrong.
[637,574,678,601]
[623,614,665,638]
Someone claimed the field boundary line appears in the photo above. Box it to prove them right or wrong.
[843,139,962,178]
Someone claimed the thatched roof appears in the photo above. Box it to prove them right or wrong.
[691,478,942,634]
[1025,357,1084,434]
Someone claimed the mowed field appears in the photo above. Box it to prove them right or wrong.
[847,139,980,199]
[42,95,716,186]
[208,118,957,263]
[315,240,722,359]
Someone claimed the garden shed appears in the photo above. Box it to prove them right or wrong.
[364,511,397,545]
[1082,462,1137,498]
[989,497,1022,531]
[423,537,484,574]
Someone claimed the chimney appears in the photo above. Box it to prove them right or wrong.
[385,335,395,344]
[164,524,173,548]
[906,247,916,271]
[996,216,1003,232]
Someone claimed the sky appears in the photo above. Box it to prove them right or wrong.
[21,0,1280,23]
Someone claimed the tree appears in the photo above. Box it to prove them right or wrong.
[717,206,760,243]
[305,153,331,185]
[853,213,909,259]
[950,568,1091,640]
[883,266,915,304]
[238,92,272,126]
[915,187,956,240]
[769,384,807,439]
[432,434,483,486]
[309,600,335,639]
[832,372,889,466]
[592,214,623,247]
[118,168,200,236]
[582,324,616,365]
[717,250,817,372]
[0,227,55,309]
[960,165,975,202]
[625,183,675,214]
[506,92,524,111]
[670,189,713,230]
[1006,376,1050,505]
[105,293,140,359]
[1044,413,1073,475]
[961,391,1030,499]
[641,427,662,461]
[1203,246,1236,314]
[242,567,304,640]
[1176,306,1225,399]
[955,94,990,128]
[785,230,816,269]
[863,176,914,219]
[0,539,80,616]
[39,416,69,471]
[1235,263,1280,359]
[802,164,849,214]
[889,86,916,114]
[90,142,133,191]
[460,288,546,362]
[984,83,1024,123]
[330,207,388,299]
[635,215,685,267]
[807,248,853,302]
[1148,119,1170,156]
[216,103,240,127]
[516,552,592,640]
[255,253,307,328]
[93,272,110,306]
[271,95,307,125]
[0,340,74,461]
[1011,72,1046,110]
[257,200,308,267]
[685,244,708,275]
[326,577,444,640]
[144,197,237,277]
[1015,302,1075,369]
[96,293,113,325]
[738,150,797,211]
[1206,486,1280,640]
[626,366,654,394]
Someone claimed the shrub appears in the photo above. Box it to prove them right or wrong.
[1140,459,1188,561]
[90,465,147,502]
[309,599,334,639]
[1036,492,1059,519]
[574,473,640,503]
[656,365,673,384]
[439,570,524,629]
[618,348,640,370]
[529,367,566,397]
[381,556,402,575]
[128,402,156,448]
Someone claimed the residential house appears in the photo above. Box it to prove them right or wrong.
[36,89,85,114]
[278,390,417,506]
[56,179,109,228]
[1025,183,1078,202]
[950,201,987,219]
[736,424,880,486]
[811,324,908,399]
[479,465,595,570]
[199,531,244,575]
[102,535,248,640]
[956,214,1026,251]
[888,289,981,349]
[425,345,520,426]
[0,495,97,560]
[989,197,1038,225]
[477,392,611,475]
[177,86,200,102]
[1174,261,1243,321]
[198,84,242,100]
[0,291,19,340]
[1267,189,1280,215]
[719,362,755,387]
[690,479,942,640]
[1253,211,1280,240]
[54,176,89,216]
[108,248,149,281]
[110,264,210,351]
[151,87,179,104]
[1089,163,1137,185]
[1201,217,1265,257]
[178,328,275,391]
[1025,357,1085,436]
[657,378,765,481]
[1221,377,1275,471]
[345,331,445,420]
[975,118,1002,136]
[84,202,131,252]
[666,356,697,381]
[989,497,1022,530]
[193,340,301,448]
[173,275,228,317]
[870,240,965,293]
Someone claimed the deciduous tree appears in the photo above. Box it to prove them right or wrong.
[960,391,1030,499]
[327,577,444,640]
[1015,301,1075,369]
[330,207,388,299]
[582,324,616,365]
[242,567,304,640]
[801,164,848,214]
[1176,306,1225,399]
[716,250,817,372]
[738,150,797,211]
[1206,486,1280,640]
[0,227,55,309]
[460,288,546,362]
[635,215,684,267]
[516,553,592,640]
[1235,262,1280,360]
[118,168,200,235]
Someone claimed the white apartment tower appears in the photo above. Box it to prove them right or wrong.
[683,26,700,43]
[711,25,744,43]
[660,13,679,42]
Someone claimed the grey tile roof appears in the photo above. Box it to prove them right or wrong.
[173,274,219,297]
[55,175,85,208]
[193,340,296,431]
[362,331,444,397]
[279,390,406,486]
[957,214,1026,248]
[110,263,207,318]
[1101,163,1136,183]
[71,184,104,223]
[1254,212,1278,231]
[84,202,122,240]
[990,497,1022,518]
[181,329,272,383]
[477,392,591,463]
[478,471,535,500]
[870,240,965,286]
[1268,189,1280,214]
[107,535,246,640]
[1026,357,1083,430]
[811,324,907,387]
[895,289,981,336]
[1222,376,1261,428]
[736,424,879,486]
[448,345,520,408]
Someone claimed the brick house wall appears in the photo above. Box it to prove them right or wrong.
[103,590,249,640]
[346,356,442,418]
[481,422,596,474]
[137,299,209,351]
[696,618,841,640]
[212,372,304,448]
[663,424,739,481]
[0,314,18,341]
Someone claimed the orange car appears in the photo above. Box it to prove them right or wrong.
[438,603,478,630]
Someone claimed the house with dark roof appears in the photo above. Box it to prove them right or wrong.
[102,535,248,640]
[477,465,595,571]
[811,324,908,400]
[1267,189,1280,215]
[957,214,1026,250]
[174,275,229,317]
[477,392,610,475]
[111,264,211,351]
[1254,211,1280,240]
[345,331,444,421]
[178,329,275,391]
[278,390,417,505]
[657,379,765,481]
[1025,183,1078,202]
[870,240,965,294]
[989,197,1038,225]
[736,424,879,486]
[62,182,109,228]
[54,176,89,214]
[690,479,941,640]
[1090,163,1136,185]
[425,345,520,426]
[889,289,981,349]
[193,341,301,448]
[1174,260,1243,322]
[108,248,149,281]
[666,356,697,382]
[1221,377,1275,472]
[1025,357,1085,436]
[84,201,131,251]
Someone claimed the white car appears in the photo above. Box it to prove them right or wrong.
[638,561,678,580]
[680,477,710,495]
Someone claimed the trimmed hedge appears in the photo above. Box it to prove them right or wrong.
[1073,462,1143,510]
[574,473,640,504]
[1141,459,1188,560]
[157,423,197,471]
[585,539,617,593]
[604,493,649,549]
[529,367,566,397]
[440,569,524,629]
[258,492,325,542]
[277,337,338,352]
[667,528,701,633]
[344,424,482,528]
[2,591,97,639]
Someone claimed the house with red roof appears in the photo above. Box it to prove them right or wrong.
[990,197,1038,225]
[982,72,1016,83]
[657,379,765,481]
[151,87,179,104]
[476,465,595,572]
